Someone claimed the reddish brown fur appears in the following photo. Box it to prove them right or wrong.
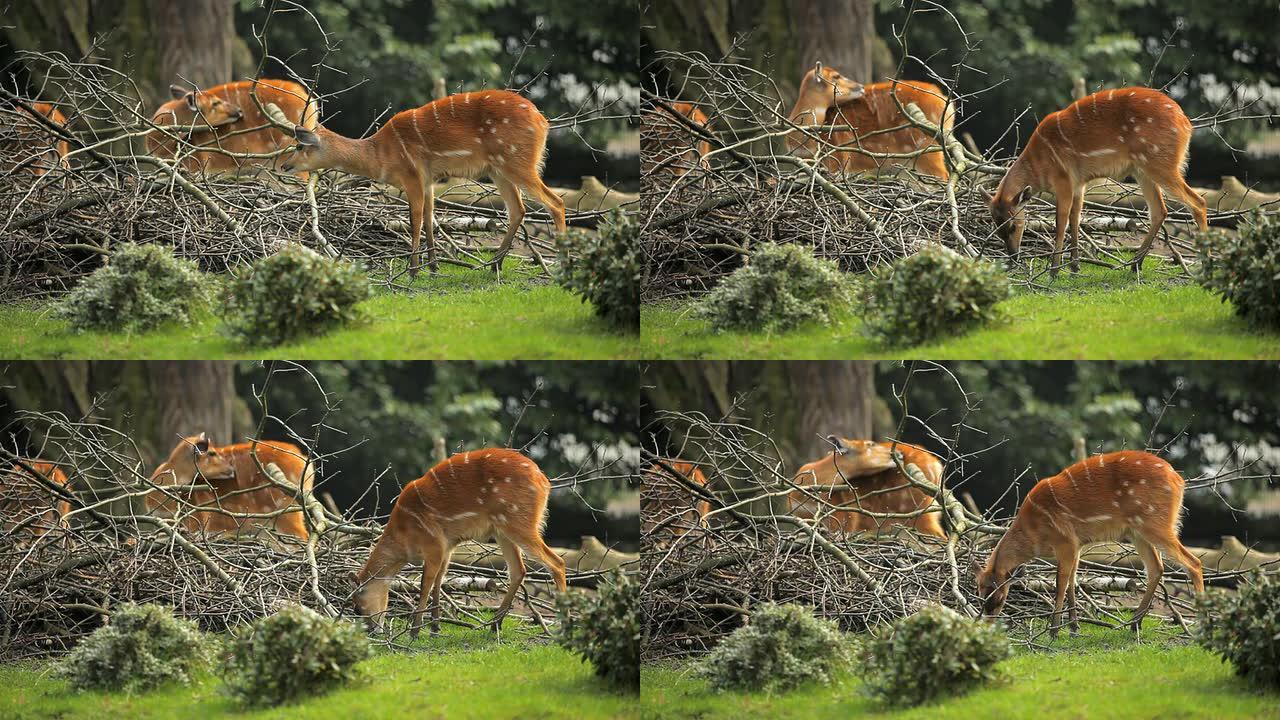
[976,450,1205,637]
[641,101,712,175]
[991,87,1209,276]
[2,102,71,176]
[1,461,71,537]
[790,439,946,538]
[147,79,318,178]
[788,65,955,180]
[148,434,315,541]
[641,460,712,538]
[353,448,568,637]
[280,89,568,278]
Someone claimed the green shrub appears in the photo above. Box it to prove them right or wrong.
[55,602,212,693]
[695,243,852,332]
[554,208,640,331]
[1197,569,1280,688]
[1197,210,1280,329]
[862,604,1010,706]
[555,568,639,693]
[863,244,1010,346]
[223,604,370,707]
[54,243,214,333]
[222,244,370,346]
[696,602,851,693]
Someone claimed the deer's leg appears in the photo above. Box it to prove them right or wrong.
[411,541,447,640]
[1068,548,1082,634]
[1134,175,1167,271]
[491,174,526,270]
[1158,535,1205,595]
[1050,193,1071,280]
[430,544,454,634]
[1050,545,1079,640]
[1165,176,1209,232]
[493,535,526,632]
[1131,535,1163,632]
[403,175,426,280]
[1068,186,1085,273]
[527,176,567,234]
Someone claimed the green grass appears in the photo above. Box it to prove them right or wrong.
[640,620,1279,719]
[0,258,637,359]
[0,619,635,719]
[641,259,1280,359]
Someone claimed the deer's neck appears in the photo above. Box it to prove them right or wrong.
[316,126,385,181]
[993,524,1035,576]
[357,535,407,587]
[788,91,832,128]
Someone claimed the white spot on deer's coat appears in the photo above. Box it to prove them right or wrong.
[474,137,482,144]
[485,118,493,124]
[1082,514,1112,522]
[464,95,470,103]
[496,514,507,523]
[1118,135,1125,143]
[1113,500,1121,507]
[502,118,509,124]
[1129,91,1136,96]
[504,477,511,483]
[521,463,529,468]
[519,104,529,110]
[1127,488,1135,495]
[1145,98,1152,103]
[464,452,470,463]
[1139,478,1146,484]
[1082,148,1117,157]
[1136,152,1147,161]
[1146,504,1156,513]
[1147,117,1153,123]
[501,458,509,463]
[1166,104,1174,110]
[437,149,472,157]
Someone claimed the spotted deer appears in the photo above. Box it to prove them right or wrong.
[790,437,947,538]
[786,62,955,180]
[975,450,1205,638]
[989,87,1208,277]
[273,89,568,277]
[352,448,568,638]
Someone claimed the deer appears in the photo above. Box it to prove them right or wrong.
[1,461,71,537]
[271,89,568,278]
[975,450,1205,639]
[351,448,568,638]
[641,100,712,176]
[146,79,318,179]
[641,459,713,540]
[786,61,956,181]
[2,101,71,176]
[988,87,1209,278]
[790,437,947,538]
[147,433,316,541]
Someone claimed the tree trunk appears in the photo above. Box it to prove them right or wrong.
[0,0,236,111]
[644,361,875,469]
[0,361,241,468]
[794,0,874,83]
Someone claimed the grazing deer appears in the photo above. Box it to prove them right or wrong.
[641,459,712,539]
[148,433,316,541]
[989,87,1209,277]
[641,100,712,176]
[274,89,568,278]
[787,62,955,180]
[1,461,71,537]
[1,101,71,176]
[147,79,318,178]
[352,448,568,638]
[790,437,947,538]
[975,450,1205,638]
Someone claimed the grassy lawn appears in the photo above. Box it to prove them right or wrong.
[640,621,1279,719]
[0,619,635,720]
[0,258,637,360]
[641,259,1280,359]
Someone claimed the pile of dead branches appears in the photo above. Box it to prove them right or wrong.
[0,49,624,299]
[640,49,1273,300]
[639,406,1262,661]
[0,407,625,661]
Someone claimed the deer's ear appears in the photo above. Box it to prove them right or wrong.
[1014,185,1034,206]
[170,84,188,100]
[813,61,824,83]
[194,432,210,454]
[294,127,320,147]
[982,189,995,204]
[183,92,199,112]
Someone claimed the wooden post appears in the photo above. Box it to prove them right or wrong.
[433,77,447,101]
[433,436,447,463]
[1073,436,1086,462]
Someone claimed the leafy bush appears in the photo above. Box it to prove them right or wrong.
[1197,210,1280,329]
[223,604,371,707]
[555,568,639,693]
[863,244,1010,346]
[696,602,851,693]
[555,208,640,331]
[695,243,852,332]
[55,602,212,693]
[222,244,370,346]
[54,243,215,333]
[862,604,1010,706]
[1197,569,1280,688]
